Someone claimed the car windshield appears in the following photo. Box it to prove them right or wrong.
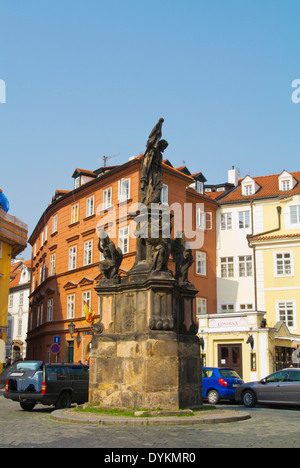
[219,369,241,379]
[16,362,43,371]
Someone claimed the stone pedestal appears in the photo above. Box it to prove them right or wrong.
[89,279,202,410]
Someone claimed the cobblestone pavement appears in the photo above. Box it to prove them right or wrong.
[1,395,300,449]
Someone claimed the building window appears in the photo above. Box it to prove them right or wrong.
[221,303,235,312]
[8,295,13,308]
[74,176,81,189]
[82,291,91,316]
[277,301,296,328]
[196,209,206,230]
[47,299,53,322]
[196,181,204,194]
[196,251,207,276]
[240,303,254,311]
[244,185,253,196]
[69,246,77,270]
[67,295,75,320]
[275,252,293,276]
[86,196,94,217]
[40,304,43,325]
[221,257,234,278]
[118,178,130,202]
[239,211,251,229]
[50,254,56,276]
[84,240,93,266]
[196,298,207,316]
[239,256,253,277]
[161,184,168,205]
[19,292,24,306]
[119,227,129,254]
[17,319,22,336]
[281,180,291,191]
[290,206,300,224]
[220,213,232,230]
[52,215,58,234]
[71,204,79,224]
[103,188,112,210]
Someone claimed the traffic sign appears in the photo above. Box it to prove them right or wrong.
[53,336,61,345]
[51,343,60,355]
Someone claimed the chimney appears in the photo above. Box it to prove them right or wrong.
[228,166,239,186]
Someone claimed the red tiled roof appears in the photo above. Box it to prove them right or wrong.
[220,171,300,203]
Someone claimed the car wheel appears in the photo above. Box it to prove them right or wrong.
[55,391,72,409]
[242,390,257,408]
[207,389,220,405]
[20,400,36,411]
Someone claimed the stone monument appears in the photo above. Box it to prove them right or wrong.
[89,119,202,410]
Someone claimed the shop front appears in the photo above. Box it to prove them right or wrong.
[198,311,300,383]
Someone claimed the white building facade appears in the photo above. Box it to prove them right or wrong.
[6,260,31,361]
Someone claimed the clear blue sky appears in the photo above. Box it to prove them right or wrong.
[1,0,300,259]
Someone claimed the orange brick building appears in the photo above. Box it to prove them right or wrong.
[27,157,218,363]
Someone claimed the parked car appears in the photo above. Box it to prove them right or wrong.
[235,368,300,408]
[4,361,89,411]
[202,367,244,404]
[0,363,17,392]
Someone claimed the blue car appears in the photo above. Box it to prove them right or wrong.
[202,367,244,404]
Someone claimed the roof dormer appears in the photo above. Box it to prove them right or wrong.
[278,170,297,192]
[241,175,260,196]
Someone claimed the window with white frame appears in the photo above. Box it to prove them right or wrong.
[239,255,253,277]
[196,298,207,316]
[221,303,235,312]
[69,246,77,270]
[8,294,13,308]
[290,206,300,224]
[277,301,296,328]
[50,254,56,276]
[274,252,293,276]
[220,213,232,230]
[47,298,53,322]
[84,240,93,266]
[17,319,22,336]
[45,225,48,242]
[161,184,168,205]
[221,257,234,278]
[42,262,46,282]
[196,251,207,276]
[280,180,291,191]
[196,181,204,194]
[82,291,91,315]
[71,204,79,224]
[244,185,253,196]
[239,211,251,229]
[52,215,58,234]
[67,294,75,319]
[240,303,253,311]
[196,208,206,230]
[86,196,94,217]
[119,227,129,254]
[118,178,130,202]
[19,292,24,306]
[103,188,112,210]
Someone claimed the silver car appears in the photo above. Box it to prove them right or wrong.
[235,368,300,408]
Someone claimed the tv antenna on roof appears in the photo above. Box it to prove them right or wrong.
[98,153,120,167]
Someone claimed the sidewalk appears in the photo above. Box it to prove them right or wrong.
[51,407,251,426]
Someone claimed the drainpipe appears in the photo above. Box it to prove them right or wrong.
[247,205,282,312]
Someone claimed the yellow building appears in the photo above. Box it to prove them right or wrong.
[0,206,28,372]
[200,169,300,383]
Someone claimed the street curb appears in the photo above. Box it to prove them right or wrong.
[50,408,251,426]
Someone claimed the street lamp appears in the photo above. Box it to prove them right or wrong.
[68,321,76,337]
